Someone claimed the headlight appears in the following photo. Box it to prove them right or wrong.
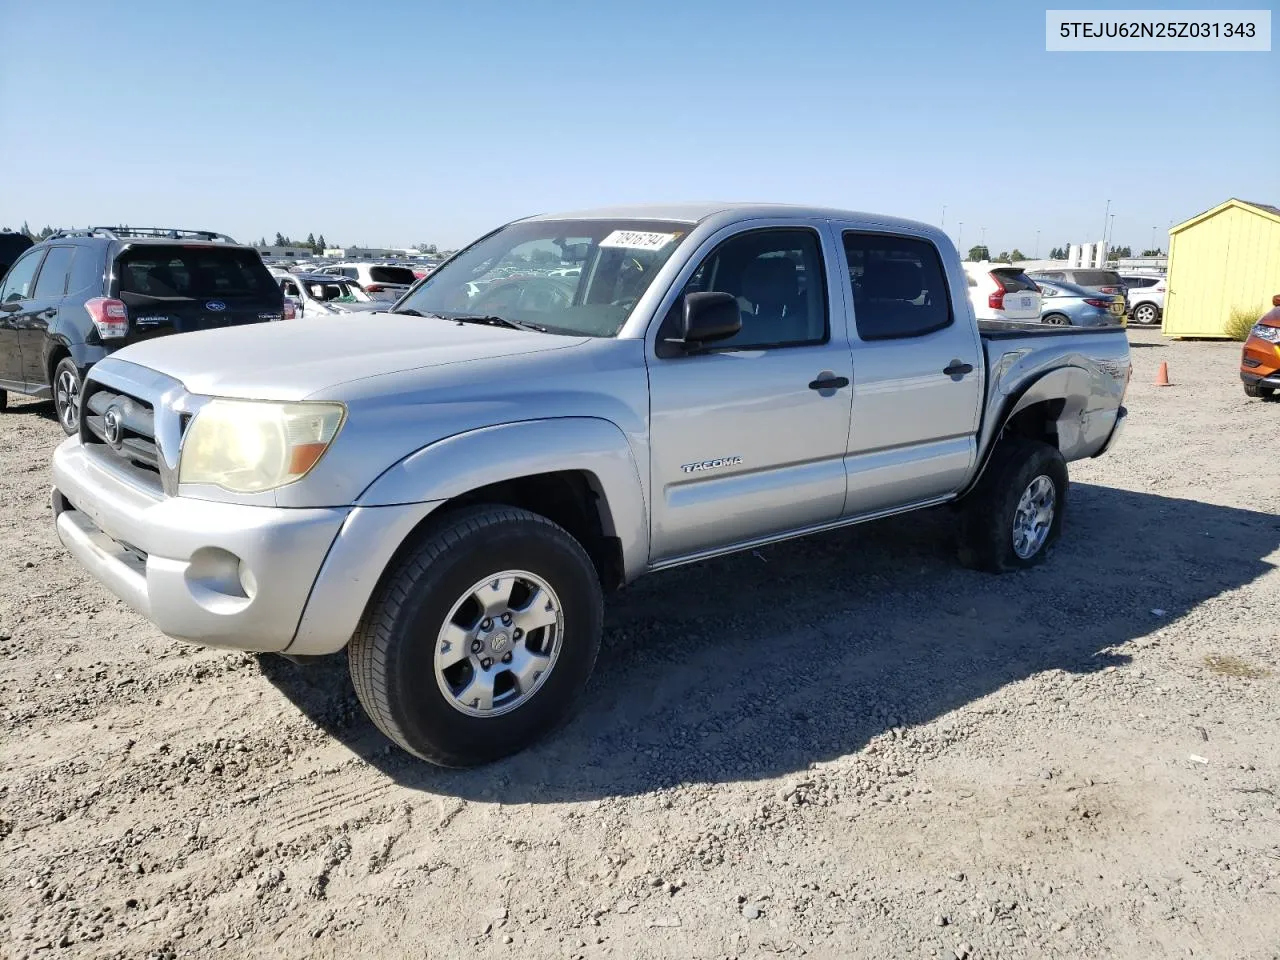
[179,400,346,493]
[1250,323,1280,344]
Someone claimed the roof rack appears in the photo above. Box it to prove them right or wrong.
[47,226,238,243]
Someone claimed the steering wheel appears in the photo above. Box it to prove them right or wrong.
[471,276,572,312]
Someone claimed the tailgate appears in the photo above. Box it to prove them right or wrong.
[991,268,1041,320]
[113,244,282,343]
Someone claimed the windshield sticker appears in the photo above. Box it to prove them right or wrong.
[599,230,678,251]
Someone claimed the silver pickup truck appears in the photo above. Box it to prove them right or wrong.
[51,204,1131,766]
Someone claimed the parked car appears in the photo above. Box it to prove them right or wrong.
[51,203,1130,766]
[0,231,34,279]
[1121,273,1167,325]
[1035,278,1127,326]
[274,272,387,318]
[1241,294,1280,399]
[1027,268,1126,297]
[317,263,417,300]
[0,227,284,432]
[963,263,1042,322]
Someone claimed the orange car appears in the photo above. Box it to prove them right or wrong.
[1242,294,1280,399]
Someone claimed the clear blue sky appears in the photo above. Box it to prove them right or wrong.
[0,0,1275,254]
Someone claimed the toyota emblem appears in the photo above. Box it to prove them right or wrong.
[103,407,124,447]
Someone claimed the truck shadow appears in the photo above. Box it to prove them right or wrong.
[260,483,1280,802]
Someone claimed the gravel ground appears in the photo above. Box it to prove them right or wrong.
[2,327,1278,960]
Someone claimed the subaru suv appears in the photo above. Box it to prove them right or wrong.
[0,227,286,432]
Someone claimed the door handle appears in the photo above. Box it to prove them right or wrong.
[808,374,850,391]
[943,360,974,377]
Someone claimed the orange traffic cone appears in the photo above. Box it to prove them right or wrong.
[1155,361,1171,387]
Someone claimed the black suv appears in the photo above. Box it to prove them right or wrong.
[0,227,285,433]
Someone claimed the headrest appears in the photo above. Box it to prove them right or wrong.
[863,260,922,301]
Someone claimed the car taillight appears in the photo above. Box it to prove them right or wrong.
[1155,282,1166,292]
[282,299,296,320]
[84,297,129,339]
[366,284,386,293]
[1084,298,1111,308]
[1099,286,1118,294]
[988,282,1005,310]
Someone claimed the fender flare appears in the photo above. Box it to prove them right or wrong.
[357,417,650,581]
[961,365,1103,496]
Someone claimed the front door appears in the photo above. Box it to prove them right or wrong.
[646,225,854,562]
[0,247,46,387]
[835,229,984,516]
[21,244,75,384]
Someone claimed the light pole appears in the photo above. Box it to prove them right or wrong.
[1035,230,1040,259]
[1150,225,1157,254]
[957,222,963,254]
[941,205,946,230]
[1099,199,1111,258]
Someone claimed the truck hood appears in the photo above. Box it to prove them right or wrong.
[110,311,589,400]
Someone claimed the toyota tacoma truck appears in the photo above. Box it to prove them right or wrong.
[51,204,1131,766]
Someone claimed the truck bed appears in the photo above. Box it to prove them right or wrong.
[978,319,1129,340]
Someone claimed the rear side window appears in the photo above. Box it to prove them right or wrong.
[116,247,271,298]
[1071,270,1121,287]
[1035,271,1065,281]
[33,246,76,298]
[1125,276,1156,288]
[991,270,1038,293]
[844,232,952,340]
[369,266,415,285]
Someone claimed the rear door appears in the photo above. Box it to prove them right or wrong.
[837,229,983,516]
[113,245,284,343]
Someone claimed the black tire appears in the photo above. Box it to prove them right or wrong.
[348,504,603,767]
[1243,381,1275,399]
[958,438,1068,573]
[0,389,6,413]
[1042,313,1071,326]
[52,358,82,435]
[1131,302,1161,326]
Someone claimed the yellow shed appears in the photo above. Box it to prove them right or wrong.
[1163,199,1280,338]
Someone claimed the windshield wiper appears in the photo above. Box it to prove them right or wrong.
[447,314,549,333]
[393,308,425,317]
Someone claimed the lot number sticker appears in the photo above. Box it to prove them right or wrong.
[599,230,678,251]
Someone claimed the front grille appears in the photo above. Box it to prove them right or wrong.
[82,383,161,478]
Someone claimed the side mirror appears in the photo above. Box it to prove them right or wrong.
[667,291,740,354]
[0,300,20,313]
[1272,294,1280,307]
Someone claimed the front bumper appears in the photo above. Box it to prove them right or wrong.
[53,438,350,651]
[1241,370,1280,388]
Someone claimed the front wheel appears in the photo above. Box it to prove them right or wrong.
[958,438,1068,572]
[348,505,603,766]
[1243,381,1275,399]
[1131,302,1160,326]
[53,358,82,435]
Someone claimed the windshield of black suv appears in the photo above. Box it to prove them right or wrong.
[393,219,691,336]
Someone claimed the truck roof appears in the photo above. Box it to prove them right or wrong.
[521,202,935,234]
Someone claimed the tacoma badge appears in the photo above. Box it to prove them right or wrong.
[680,456,743,474]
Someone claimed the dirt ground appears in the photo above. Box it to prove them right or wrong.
[1,327,1278,960]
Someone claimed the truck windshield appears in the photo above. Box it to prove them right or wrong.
[393,219,691,336]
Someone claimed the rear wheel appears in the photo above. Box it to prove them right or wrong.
[1042,313,1071,326]
[958,438,1068,573]
[1243,381,1275,399]
[348,505,603,766]
[1131,302,1160,326]
[52,358,81,435]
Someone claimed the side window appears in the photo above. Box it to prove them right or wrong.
[0,249,45,302]
[341,268,358,280]
[282,280,301,298]
[32,246,76,299]
[843,232,952,340]
[668,228,827,350]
